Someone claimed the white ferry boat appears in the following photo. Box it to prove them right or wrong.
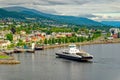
[56,44,93,61]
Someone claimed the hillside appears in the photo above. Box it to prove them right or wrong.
[0,8,59,26]
[2,6,103,26]
[101,21,120,27]
[0,9,25,19]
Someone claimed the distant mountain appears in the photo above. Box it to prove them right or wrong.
[101,21,120,27]
[0,8,25,19]
[3,6,30,12]
[0,7,56,23]
[2,6,103,26]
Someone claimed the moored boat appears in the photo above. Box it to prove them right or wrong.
[25,49,35,53]
[14,47,24,53]
[56,44,93,61]
[35,44,44,50]
[24,43,35,53]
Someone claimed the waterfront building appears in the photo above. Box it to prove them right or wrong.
[109,28,119,35]
[0,40,11,49]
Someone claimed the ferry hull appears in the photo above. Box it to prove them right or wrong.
[81,56,93,61]
[56,53,93,61]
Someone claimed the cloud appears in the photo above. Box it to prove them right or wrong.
[0,0,120,21]
[40,0,91,5]
[45,0,67,5]
[0,0,92,6]
[78,14,97,18]
[91,13,120,21]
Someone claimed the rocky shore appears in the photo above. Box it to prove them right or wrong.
[0,60,20,64]
[0,52,20,64]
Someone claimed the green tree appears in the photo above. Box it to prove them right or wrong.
[58,38,61,44]
[44,39,48,44]
[52,38,55,44]
[92,31,101,39]
[106,32,111,37]
[16,39,26,46]
[6,33,13,41]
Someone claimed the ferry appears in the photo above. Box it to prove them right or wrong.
[56,44,93,61]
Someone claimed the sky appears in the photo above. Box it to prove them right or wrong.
[0,0,120,21]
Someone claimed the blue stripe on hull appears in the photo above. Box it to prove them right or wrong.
[56,53,82,61]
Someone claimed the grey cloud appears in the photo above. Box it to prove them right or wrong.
[46,0,67,5]
[1,0,119,6]
[33,0,91,6]
[7,3,26,5]
[79,14,97,18]
[46,0,91,5]
[40,9,58,14]
[32,2,48,6]
[90,14,120,21]
[32,1,66,6]
[48,0,91,5]
[73,0,90,5]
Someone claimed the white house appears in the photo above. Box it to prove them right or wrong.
[109,28,120,35]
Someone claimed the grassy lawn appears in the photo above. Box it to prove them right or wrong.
[0,55,10,59]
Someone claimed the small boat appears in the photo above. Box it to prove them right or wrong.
[24,43,35,53]
[35,44,44,50]
[25,49,35,53]
[56,44,93,61]
[14,47,24,53]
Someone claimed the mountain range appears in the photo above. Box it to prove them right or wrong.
[101,21,120,27]
[0,6,110,26]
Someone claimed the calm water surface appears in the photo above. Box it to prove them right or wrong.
[0,44,120,80]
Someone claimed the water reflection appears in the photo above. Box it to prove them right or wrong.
[32,53,35,61]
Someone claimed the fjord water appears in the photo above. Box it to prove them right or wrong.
[0,44,120,80]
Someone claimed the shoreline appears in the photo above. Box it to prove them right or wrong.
[1,38,120,51]
[44,38,120,49]
[0,60,20,64]
[0,52,20,64]
[1,38,120,64]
